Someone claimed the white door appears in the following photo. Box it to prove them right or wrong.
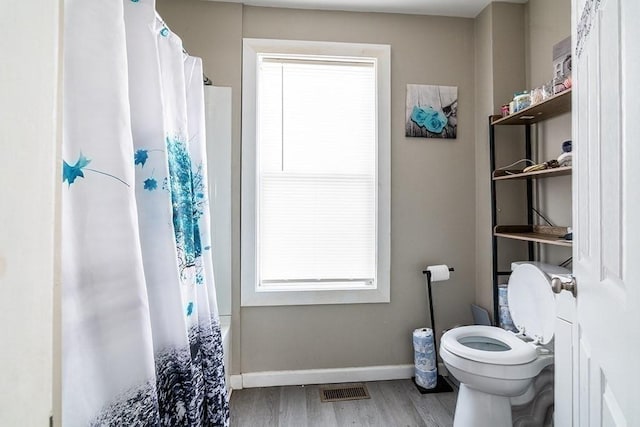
[572,0,640,425]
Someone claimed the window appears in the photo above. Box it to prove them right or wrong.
[242,39,390,306]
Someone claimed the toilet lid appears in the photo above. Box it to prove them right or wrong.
[508,264,556,344]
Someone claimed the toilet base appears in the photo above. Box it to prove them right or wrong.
[454,384,512,427]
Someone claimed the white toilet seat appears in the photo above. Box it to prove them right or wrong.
[441,325,536,365]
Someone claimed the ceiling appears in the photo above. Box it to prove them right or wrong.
[203,0,528,18]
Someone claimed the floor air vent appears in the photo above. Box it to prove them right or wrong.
[319,383,370,402]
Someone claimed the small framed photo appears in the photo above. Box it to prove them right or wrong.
[406,84,458,139]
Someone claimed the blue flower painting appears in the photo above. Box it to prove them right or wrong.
[411,106,448,133]
[406,84,458,139]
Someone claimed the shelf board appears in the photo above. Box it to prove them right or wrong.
[494,225,572,247]
[493,166,572,181]
[491,88,572,126]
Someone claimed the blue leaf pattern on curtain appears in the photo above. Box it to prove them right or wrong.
[135,149,150,167]
[63,153,130,187]
[144,177,158,191]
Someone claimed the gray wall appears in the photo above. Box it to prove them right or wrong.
[525,0,572,265]
[473,0,572,319]
[157,0,477,374]
[473,6,494,314]
[157,0,570,375]
[474,2,529,319]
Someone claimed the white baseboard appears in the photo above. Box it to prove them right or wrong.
[230,363,449,390]
[235,364,413,389]
[229,374,243,390]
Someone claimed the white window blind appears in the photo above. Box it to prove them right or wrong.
[257,55,377,290]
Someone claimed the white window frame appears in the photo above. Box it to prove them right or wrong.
[241,38,390,306]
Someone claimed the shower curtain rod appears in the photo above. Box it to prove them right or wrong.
[155,12,212,86]
[182,49,212,86]
[181,47,213,85]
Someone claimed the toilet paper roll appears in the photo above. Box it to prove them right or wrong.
[499,306,517,332]
[414,350,437,371]
[413,328,436,372]
[498,285,508,306]
[426,264,450,282]
[413,328,435,353]
[415,367,438,389]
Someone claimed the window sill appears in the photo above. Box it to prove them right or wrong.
[240,285,390,307]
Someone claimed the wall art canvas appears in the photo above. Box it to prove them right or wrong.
[405,84,458,139]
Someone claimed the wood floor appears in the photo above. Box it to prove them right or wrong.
[230,379,458,426]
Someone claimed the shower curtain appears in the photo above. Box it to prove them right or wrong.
[62,0,229,425]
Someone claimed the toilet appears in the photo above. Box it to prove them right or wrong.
[439,263,570,427]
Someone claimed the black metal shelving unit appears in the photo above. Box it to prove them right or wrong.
[488,89,573,323]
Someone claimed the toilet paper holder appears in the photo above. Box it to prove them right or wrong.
[416,265,455,394]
